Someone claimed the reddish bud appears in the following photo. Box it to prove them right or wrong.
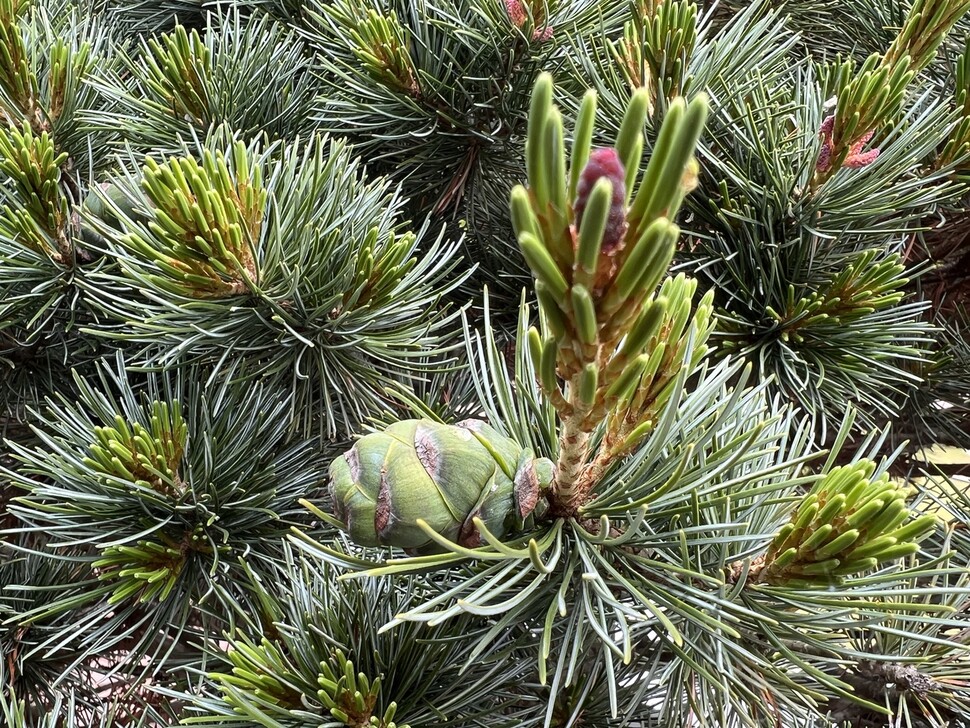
[816,114,835,172]
[505,0,527,26]
[845,130,879,168]
[816,112,880,172]
[852,129,875,147]
[574,147,627,252]
[816,141,832,172]
[844,148,879,168]
[532,26,554,41]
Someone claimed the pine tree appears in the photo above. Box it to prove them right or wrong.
[1,0,969,727]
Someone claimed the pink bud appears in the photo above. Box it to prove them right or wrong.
[505,0,527,27]
[532,26,554,41]
[575,147,627,252]
[847,130,874,158]
[852,129,875,148]
[844,148,879,168]
[844,130,879,168]
[816,141,832,172]
[816,114,836,172]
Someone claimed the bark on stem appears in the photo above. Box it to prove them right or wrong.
[551,415,591,516]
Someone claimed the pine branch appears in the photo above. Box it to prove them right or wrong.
[295,0,634,311]
[2,1,969,726]
[172,545,535,727]
[77,132,468,439]
[2,353,327,683]
[84,8,318,156]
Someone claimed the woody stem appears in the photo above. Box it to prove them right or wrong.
[550,379,593,515]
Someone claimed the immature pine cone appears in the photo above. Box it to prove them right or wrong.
[574,147,627,252]
[329,419,554,553]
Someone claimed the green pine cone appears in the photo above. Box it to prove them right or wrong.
[329,419,554,552]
